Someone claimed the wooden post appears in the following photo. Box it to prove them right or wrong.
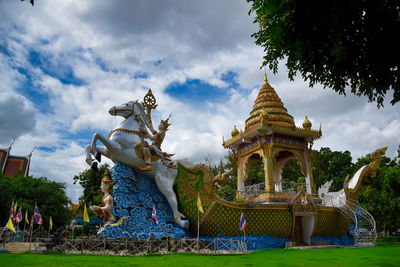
[125,238,128,256]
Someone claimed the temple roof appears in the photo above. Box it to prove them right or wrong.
[223,73,322,149]
[245,73,295,131]
[0,143,33,177]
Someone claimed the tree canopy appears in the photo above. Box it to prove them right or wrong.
[0,173,70,228]
[358,148,400,235]
[73,164,109,205]
[247,0,400,106]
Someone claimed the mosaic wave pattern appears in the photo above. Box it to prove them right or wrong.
[101,162,185,239]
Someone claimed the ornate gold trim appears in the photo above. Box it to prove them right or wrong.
[108,128,142,139]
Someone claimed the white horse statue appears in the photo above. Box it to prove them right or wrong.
[85,93,188,229]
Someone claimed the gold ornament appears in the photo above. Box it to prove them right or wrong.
[231,125,239,137]
[142,88,158,111]
[302,116,312,129]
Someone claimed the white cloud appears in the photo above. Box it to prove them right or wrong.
[0,93,37,141]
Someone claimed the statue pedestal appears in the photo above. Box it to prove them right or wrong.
[100,162,186,239]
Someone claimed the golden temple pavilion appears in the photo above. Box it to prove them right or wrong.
[223,72,321,201]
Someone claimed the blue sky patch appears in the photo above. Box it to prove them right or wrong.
[134,71,148,79]
[221,71,239,88]
[165,78,230,103]
[15,66,52,114]
[28,50,86,86]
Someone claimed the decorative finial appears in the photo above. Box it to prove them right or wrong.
[8,137,15,150]
[143,88,157,110]
[264,67,268,84]
[231,125,239,137]
[302,116,312,129]
[28,146,36,157]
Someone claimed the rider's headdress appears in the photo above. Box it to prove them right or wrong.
[160,115,172,130]
[101,169,115,189]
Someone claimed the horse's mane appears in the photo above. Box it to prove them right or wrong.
[132,100,150,126]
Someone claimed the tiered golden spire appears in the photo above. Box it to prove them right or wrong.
[244,71,295,131]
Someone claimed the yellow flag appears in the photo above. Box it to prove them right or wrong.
[6,217,16,233]
[25,210,29,224]
[83,203,89,223]
[197,194,204,213]
[49,216,53,230]
[14,202,18,213]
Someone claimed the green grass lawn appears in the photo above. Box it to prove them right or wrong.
[1,243,399,267]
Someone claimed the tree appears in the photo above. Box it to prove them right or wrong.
[0,173,70,228]
[73,164,109,205]
[358,150,400,235]
[311,147,354,191]
[247,0,400,106]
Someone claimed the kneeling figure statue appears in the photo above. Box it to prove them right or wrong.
[90,169,116,226]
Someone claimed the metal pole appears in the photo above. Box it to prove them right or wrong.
[23,217,27,242]
[197,207,200,251]
[28,223,33,251]
[148,219,153,241]
[48,220,51,239]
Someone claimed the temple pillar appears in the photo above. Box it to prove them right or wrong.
[303,149,313,195]
[264,144,275,193]
[304,147,315,195]
[237,156,245,198]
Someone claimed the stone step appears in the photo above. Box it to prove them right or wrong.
[288,245,344,250]
[2,242,35,253]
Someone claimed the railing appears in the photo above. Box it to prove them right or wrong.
[242,182,307,201]
[314,194,377,245]
[49,237,246,255]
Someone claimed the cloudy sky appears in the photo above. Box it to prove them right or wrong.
[1,0,399,203]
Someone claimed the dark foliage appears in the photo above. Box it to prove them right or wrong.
[0,173,70,227]
[73,164,109,205]
[248,0,400,106]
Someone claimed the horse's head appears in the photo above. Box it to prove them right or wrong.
[109,101,136,118]
[109,101,152,129]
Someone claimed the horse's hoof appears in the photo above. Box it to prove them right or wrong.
[181,220,189,230]
[95,152,101,162]
[91,161,98,171]
[175,218,189,230]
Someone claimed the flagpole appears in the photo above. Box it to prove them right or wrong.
[23,213,27,242]
[48,218,51,238]
[197,206,200,250]
[243,227,247,253]
[17,222,20,241]
[148,218,153,241]
[0,218,8,240]
[28,221,33,251]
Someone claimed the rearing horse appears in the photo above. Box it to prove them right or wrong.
[85,100,188,229]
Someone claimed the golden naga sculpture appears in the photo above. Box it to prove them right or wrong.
[344,146,388,202]
[178,163,233,199]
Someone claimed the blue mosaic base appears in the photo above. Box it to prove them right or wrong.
[100,162,186,239]
[312,232,355,246]
[202,234,290,250]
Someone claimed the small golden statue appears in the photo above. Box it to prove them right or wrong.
[90,169,116,226]
[139,115,174,171]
